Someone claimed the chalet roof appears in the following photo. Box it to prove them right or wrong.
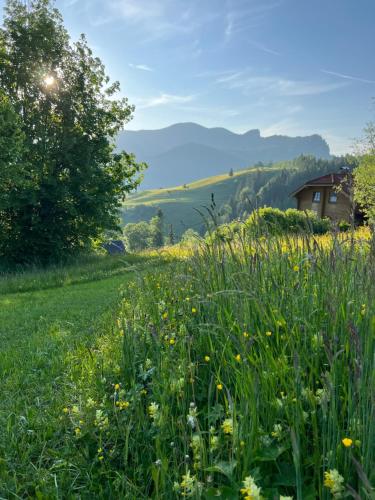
[290,172,351,198]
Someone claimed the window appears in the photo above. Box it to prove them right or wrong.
[329,192,337,203]
[312,191,321,203]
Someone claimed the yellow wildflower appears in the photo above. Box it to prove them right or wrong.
[63,407,69,414]
[180,470,198,497]
[162,312,168,320]
[266,331,272,337]
[86,398,96,408]
[169,338,175,345]
[95,410,109,429]
[221,418,233,435]
[117,401,130,410]
[293,265,300,272]
[204,356,210,362]
[210,434,219,451]
[235,354,241,362]
[114,383,120,391]
[74,427,81,436]
[324,469,344,497]
[240,475,261,499]
[191,307,197,314]
[217,383,223,391]
[342,437,353,447]
[243,332,249,338]
[148,402,160,422]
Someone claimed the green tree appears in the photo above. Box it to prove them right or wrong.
[149,208,164,248]
[123,222,152,252]
[181,228,199,244]
[219,203,233,223]
[0,0,144,264]
[0,92,28,259]
[167,224,175,246]
[354,124,375,223]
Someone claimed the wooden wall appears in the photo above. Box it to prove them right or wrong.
[296,187,351,221]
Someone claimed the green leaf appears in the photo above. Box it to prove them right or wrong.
[273,462,296,487]
[254,445,288,462]
[204,486,239,499]
[205,460,237,479]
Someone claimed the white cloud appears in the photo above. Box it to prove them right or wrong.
[261,118,303,137]
[135,93,196,109]
[224,12,234,41]
[104,0,215,41]
[321,69,375,84]
[216,71,244,84]
[216,71,348,96]
[223,1,283,41]
[129,63,153,72]
[248,40,281,56]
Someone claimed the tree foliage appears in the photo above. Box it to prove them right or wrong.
[0,0,144,264]
[354,123,375,223]
[123,210,165,252]
[149,209,164,248]
[123,222,152,252]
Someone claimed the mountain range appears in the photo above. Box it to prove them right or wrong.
[117,122,331,190]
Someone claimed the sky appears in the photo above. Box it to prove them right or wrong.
[1,0,375,155]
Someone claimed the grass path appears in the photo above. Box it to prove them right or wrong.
[0,256,166,497]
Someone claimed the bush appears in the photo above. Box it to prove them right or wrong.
[180,228,200,244]
[246,207,331,235]
[338,220,351,232]
[123,222,152,252]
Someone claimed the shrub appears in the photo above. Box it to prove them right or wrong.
[338,220,351,232]
[123,222,152,252]
[180,228,200,244]
[246,207,331,235]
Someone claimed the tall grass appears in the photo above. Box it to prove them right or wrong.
[1,228,374,498]
[112,228,374,498]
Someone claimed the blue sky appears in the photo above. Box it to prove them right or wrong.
[1,0,375,154]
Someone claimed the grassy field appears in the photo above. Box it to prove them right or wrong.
[122,165,280,237]
[0,231,374,499]
[0,254,165,498]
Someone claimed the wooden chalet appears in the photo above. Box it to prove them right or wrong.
[291,171,363,224]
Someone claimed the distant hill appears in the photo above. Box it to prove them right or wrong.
[118,122,331,189]
[122,156,349,239]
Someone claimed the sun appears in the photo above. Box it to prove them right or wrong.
[44,75,55,87]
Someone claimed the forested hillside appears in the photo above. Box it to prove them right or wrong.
[122,156,352,239]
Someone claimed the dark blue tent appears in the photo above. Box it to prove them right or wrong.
[102,240,126,255]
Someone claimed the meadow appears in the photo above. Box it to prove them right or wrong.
[0,229,374,499]
[122,165,279,237]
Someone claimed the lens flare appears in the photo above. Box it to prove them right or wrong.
[44,75,55,87]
